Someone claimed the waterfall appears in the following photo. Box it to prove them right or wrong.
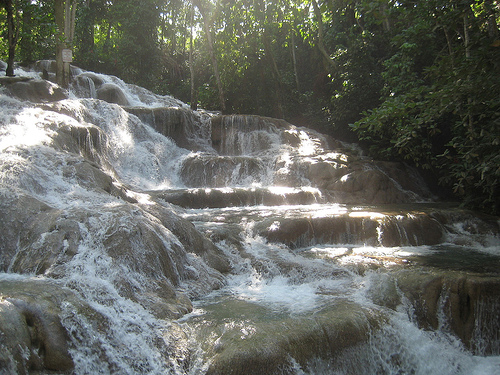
[84,75,97,98]
[0,62,499,374]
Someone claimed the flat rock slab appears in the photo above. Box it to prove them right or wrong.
[0,76,32,84]
[186,299,384,375]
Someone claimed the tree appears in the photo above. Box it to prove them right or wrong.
[192,0,226,112]
[188,3,197,110]
[74,0,106,72]
[111,0,161,90]
[350,0,500,213]
[311,0,336,70]
[54,0,77,87]
[1,0,20,76]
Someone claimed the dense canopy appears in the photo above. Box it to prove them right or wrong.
[1,0,499,214]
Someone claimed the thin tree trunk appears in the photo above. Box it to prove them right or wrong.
[55,0,65,86]
[193,0,226,112]
[311,0,336,70]
[442,25,454,68]
[203,18,226,112]
[291,26,300,92]
[484,0,499,40]
[263,29,284,118]
[463,12,473,134]
[3,0,19,76]
[379,1,390,32]
[463,13,471,59]
[65,0,77,44]
[55,0,77,87]
[189,5,197,110]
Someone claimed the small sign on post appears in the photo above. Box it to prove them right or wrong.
[62,49,73,63]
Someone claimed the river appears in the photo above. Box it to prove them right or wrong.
[0,62,498,374]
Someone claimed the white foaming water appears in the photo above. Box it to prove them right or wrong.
[444,221,500,255]
[0,70,197,373]
[52,99,190,190]
[312,307,500,375]
[184,204,500,374]
[0,97,191,204]
[58,225,173,374]
[1,65,499,374]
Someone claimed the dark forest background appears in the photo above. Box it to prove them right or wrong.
[1,0,499,214]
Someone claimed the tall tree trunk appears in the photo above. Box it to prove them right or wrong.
[290,26,300,92]
[484,0,499,40]
[3,0,19,77]
[463,13,471,60]
[55,0,65,86]
[79,1,96,70]
[189,5,197,110]
[263,29,284,118]
[311,0,336,70]
[463,10,473,134]
[55,0,77,87]
[255,0,283,117]
[379,1,390,32]
[193,0,226,112]
[203,17,226,112]
[442,25,455,68]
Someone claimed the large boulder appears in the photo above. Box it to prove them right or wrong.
[396,270,500,354]
[125,107,202,150]
[0,278,75,374]
[96,83,130,106]
[0,189,229,319]
[200,300,384,375]
[254,209,445,249]
[1,78,68,103]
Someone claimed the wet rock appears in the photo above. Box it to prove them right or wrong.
[2,79,68,103]
[181,155,266,188]
[126,106,201,150]
[142,203,231,276]
[395,270,500,354]
[306,160,348,189]
[0,192,36,270]
[9,206,81,276]
[0,279,75,373]
[209,114,436,205]
[211,115,287,155]
[377,213,444,246]
[255,209,445,249]
[31,60,57,75]
[154,187,323,209]
[75,71,105,88]
[257,215,376,248]
[0,76,32,84]
[0,189,220,318]
[204,301,384,375]
[327,167,417,204]
[0,299,32,374]
[96,83,130,106]
[70,72,106,99]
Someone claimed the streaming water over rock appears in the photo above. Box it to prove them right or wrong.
[0,62,499,374]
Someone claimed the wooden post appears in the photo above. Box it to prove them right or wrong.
[55,0,77,88]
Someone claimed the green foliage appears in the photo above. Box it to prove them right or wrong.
[74,0,108,72]
[0,6,7,61]
[4,0,499,214]
[18,0,56,64]
[0,0,55,64]
[351,0,500,214]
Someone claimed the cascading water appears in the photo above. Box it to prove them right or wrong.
[0,63,499,375]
